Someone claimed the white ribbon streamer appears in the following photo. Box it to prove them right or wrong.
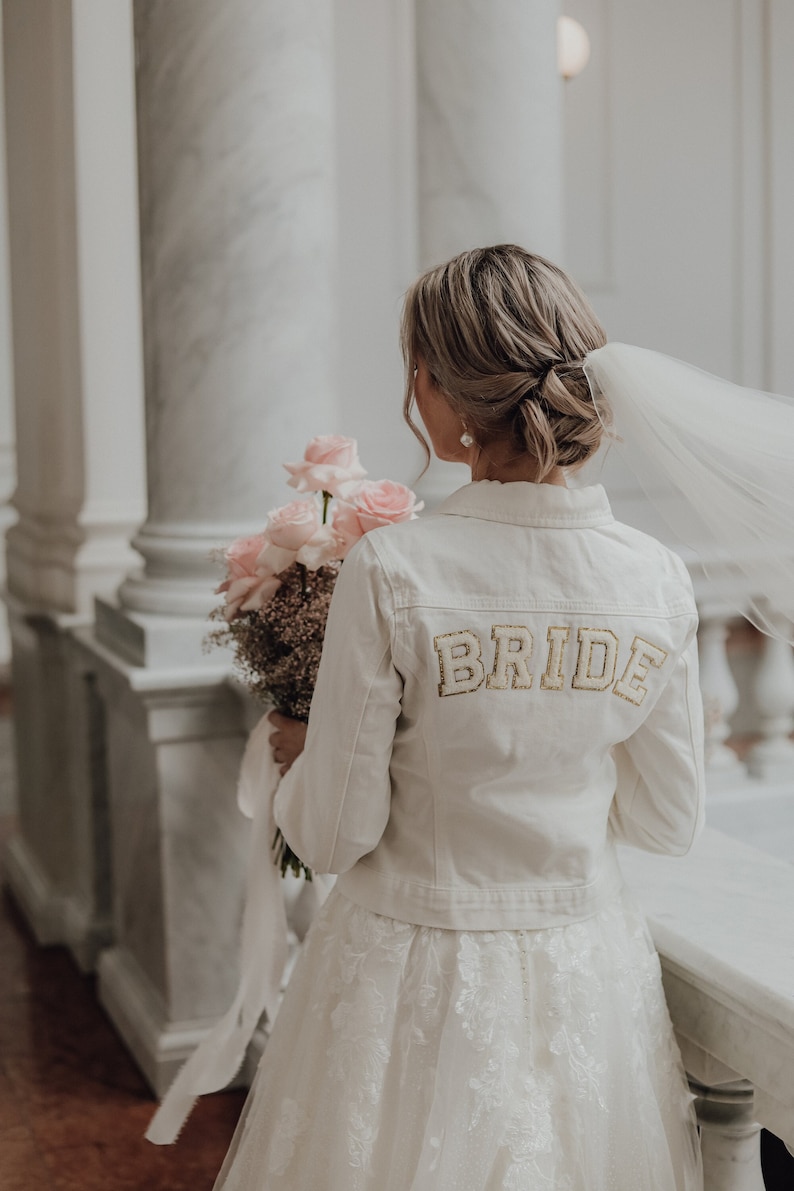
[145,713,330,1145]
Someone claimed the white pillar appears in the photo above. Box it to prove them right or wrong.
[86,0,337,1094]
[691,1079,765,1191]
[414,0,564,503]
[698,610,744,781]
[110,0,337,626]
[746,616,794,781]
[416,0,563,270]
[3,1,145,618]
[1,0,146,968]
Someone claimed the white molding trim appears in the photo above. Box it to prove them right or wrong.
[2,833,112,971]
[6,511,143,615]
[3,833,70,945]
[98,945,248,1099]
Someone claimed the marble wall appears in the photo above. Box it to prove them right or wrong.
[563,0,790,391]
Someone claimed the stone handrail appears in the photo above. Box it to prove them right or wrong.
[618,828,794,1189]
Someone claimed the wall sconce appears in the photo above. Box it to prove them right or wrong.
[557,16,591,81]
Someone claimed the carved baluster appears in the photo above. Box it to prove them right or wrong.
[698,611,743,776]
[747,613,794,780]
[691,1079,764,1191]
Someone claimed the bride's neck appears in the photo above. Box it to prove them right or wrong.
[469,447,567,486]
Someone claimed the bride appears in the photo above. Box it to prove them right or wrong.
[212,244,710,1189]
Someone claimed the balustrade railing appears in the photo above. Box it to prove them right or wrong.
[698,605,794,789]
[618,829,794,1191]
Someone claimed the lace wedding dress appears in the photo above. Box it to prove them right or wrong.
[213,885,702,1191]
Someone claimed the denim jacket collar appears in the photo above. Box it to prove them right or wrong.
[436,480,614,529]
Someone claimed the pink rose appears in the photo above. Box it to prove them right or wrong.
[219,572,282,622]
[333,480,423,558]
[284,435,367,497]
[258,499,341,574]
[267,500,320,550]
[215,532,282,620]
[223,533,268,580]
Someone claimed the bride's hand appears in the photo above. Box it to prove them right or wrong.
[268,710,308,776]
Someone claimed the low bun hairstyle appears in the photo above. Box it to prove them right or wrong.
[401,245,609,480]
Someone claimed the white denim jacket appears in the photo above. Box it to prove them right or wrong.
[275,481,705,930]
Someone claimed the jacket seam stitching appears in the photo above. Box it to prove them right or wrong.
[348,861,613,896]
[680,646,703,853]
[326,639,392,871]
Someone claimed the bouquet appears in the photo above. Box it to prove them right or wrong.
[210,435,422,879]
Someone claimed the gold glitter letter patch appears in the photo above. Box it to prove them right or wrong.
[434,630,485,697]
[486,625,534,690]
[572,628,619,691]
[613,635,669,706]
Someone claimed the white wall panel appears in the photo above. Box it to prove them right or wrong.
[767,0,794,397]
[333,0,423,487]
[563,0,779,382]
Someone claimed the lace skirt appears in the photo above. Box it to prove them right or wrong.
[213,886,702,1191]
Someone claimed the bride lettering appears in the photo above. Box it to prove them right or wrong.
[433,626,668,707]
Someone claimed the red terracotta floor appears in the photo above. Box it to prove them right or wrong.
[0,828,246,1190]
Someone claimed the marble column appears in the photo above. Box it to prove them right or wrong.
[113,0,337,627]
[416,0,563,270]
[85,0,337,1093]
[414,0,564,502]
[1,0,147,968]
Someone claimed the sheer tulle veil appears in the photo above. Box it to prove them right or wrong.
[582,342,794,643]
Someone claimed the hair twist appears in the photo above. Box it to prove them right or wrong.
[401,245,607,480]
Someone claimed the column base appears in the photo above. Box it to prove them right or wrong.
[745,738,794,782]
[99,949,274,1100]
[80,617,254,1091]
[94,596,227,670]
[706,753,750,793]
[98,945,253,1099]
[4,594,114,972]
[3,833,113,971]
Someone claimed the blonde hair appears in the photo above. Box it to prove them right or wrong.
[401,245,608,480]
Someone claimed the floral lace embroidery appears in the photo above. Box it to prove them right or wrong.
[267,1097,309,1176]
[321,905,443,1170]
[541,920,608,1109]
[456,932,522,1126]
[245,893,696,1190]
[502,1072,556,1190]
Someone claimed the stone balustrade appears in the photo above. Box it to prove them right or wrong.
[698,604,794,788]
[618,829,794,1191]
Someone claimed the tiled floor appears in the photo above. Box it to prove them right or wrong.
[0,883,246,1191]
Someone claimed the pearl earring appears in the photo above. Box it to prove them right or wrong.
[460,425,475,448]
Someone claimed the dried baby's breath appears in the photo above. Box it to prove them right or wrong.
[210,563,338,722]
[208,562,339,880]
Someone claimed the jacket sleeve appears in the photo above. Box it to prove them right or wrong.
[608,629,706,856]
[273,534,402,875]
